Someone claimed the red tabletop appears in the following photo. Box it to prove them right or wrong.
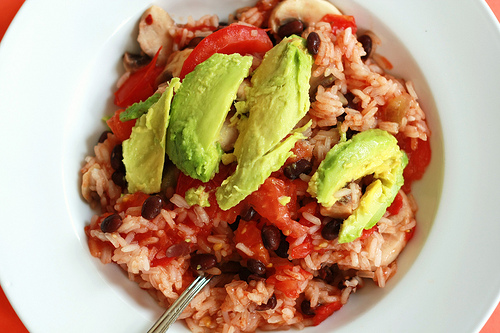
[1,0,500,332]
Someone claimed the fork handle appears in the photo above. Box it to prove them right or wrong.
[147,274,212,333]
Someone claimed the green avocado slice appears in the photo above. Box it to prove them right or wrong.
[216,36,313,210]
[216,126,308,210]
[307,129,408,243]
[123,78,180,194]
[166,53,253,182]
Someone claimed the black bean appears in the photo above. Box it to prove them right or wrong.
[318,264,340,284]
[338,278,346,290]
[238,267,252,281]
[190,253,217,271]
[306,32,321,55]
[358,34,372,61]
[110,144,123,171]
[256,294,277,311]
[219,261,242,274]
[261,224,281,251]
[321,219,343,240]
[346,128,359,140]
[284,159,313,180]
[240,206,256,221]
[98,130,111,143]
[247,259,266,276]
[186,36,204,49]
[214,22,229,31]
[248,274,267,282]
[111,170,127,189]
[266,30,278,46]
[277,19,304,39]
[141,195,163,219]
[100,214,123,233]
[229,216,241,231]
[300,300,315,316]
[165,242,191,258]
[275,233,290,258]
[344,92,359,110]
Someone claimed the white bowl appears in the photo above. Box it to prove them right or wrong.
[0,0,499,332]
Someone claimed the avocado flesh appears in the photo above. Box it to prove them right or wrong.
[166,53,253,182]
[307,129,408,243]
[216,36,313,210]
[123,78,180,194]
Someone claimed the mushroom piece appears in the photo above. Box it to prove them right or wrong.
[218,115,239,152]
[122,52,151,72]
[379,231,407,267]
[137,5,175,66]
[268,0,342,34]
[320,182,361,219]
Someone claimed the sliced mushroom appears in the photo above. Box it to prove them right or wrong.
[122,52,151,72]
[268,0,342,34]
[320,182,361,219]
[218,115,239,152]
[379,231,407,267]
[137,5,175,66]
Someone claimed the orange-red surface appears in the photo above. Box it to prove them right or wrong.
[0,0,499,332]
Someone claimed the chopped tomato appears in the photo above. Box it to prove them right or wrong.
[320,14,357,35]
[114,48,164,108]
[175,163,235,197]
[175,163,243,223]
[286,140,313,164]
[106,108,136,142]
[360,225,378,241]
[288,236,314,259]
[234,220,270,264]
[405,225,416,242]
[386,192,403,215]
[312,301,343,326]
[247,177,309,238]
[179,24,273,79]
[297,201,319,227]
[396,134,432,193]
[114,192,149,213]
[266,264,312,299]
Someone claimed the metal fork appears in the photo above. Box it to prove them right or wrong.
[147,274,213,333]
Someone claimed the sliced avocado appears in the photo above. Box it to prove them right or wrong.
[217,128,307,209]
[123,78,180,194]
[307,129,408,243]
[166,53,253,182]
[216,36,313,210]
[185,186,210,207]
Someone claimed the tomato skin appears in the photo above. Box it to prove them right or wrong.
[405,225,416,242]
[288,236,314,259]
[247,177,309,238]
[114,48,164,108]
[266,264,312,299]
[386,192,403,215]
[179,24,273,79]
[106,109,136,142]
[360,225,378,240]
[320,14,357,34]
[234,220,270,264]
[114,191,149,213]
[312,301,343,326]
[396,135,432,193]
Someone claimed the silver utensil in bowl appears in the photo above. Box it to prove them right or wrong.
[147,274,213,333]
